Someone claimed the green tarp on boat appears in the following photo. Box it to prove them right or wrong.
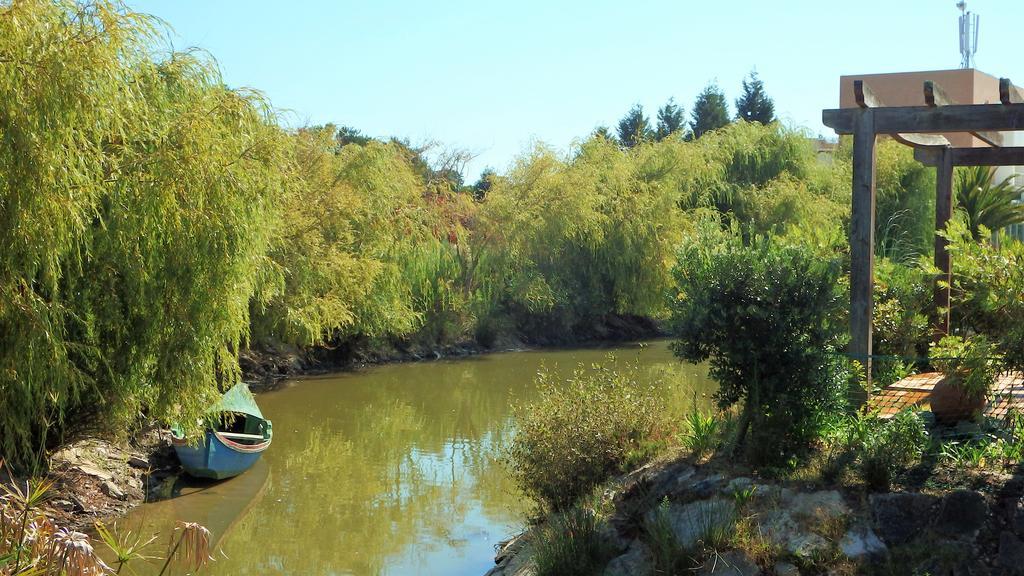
[211,384,264,418]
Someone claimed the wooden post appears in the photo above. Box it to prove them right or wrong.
[934,147,954,339]
[850,110,877,400]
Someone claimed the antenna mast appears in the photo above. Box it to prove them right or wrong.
[958,1,979,69]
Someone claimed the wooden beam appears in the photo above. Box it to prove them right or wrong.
[848,80,949,148]
[850,109,877,399]
[934,148,954,340]
[823,103,1024,135]
[924,80,1002,146]
[914,146,1024,167]
[1000,78,1024,105]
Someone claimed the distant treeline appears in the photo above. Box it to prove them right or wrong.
[0,0,936,468]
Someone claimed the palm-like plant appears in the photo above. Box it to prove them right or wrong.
[955,166,1024,240]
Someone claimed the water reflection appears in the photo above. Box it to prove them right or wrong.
[115,341,713,575]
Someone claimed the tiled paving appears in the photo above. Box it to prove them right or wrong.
[872,371,1024,420]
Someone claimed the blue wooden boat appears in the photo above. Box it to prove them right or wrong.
[171,384,273,480]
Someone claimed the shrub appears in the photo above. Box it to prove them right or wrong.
[530,508,611,576]
[943,218,1024,372]
[859,410,930,491]
[507,358,661,511]
[821,409,929,490]
[930,335,1001,402]
[668,232,848,466]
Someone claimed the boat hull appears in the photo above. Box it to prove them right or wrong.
[172,430,270,480]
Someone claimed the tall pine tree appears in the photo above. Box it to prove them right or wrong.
[689,83,730,139]
[655,98,685,140]
[616,104,654,148]
[735,71,775,124]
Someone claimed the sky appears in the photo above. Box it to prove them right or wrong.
[128,0,1024,181]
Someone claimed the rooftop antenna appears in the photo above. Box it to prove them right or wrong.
[958,1,979,69]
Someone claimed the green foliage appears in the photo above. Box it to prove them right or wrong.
[930,335,1001,402]
[822,409,929,490]
[479,137,686,336]
[872,258,931,385]
[252,130,422,347]
[645,498,693,574]
[506,359,662,511]
[689,83,731,139]
[955,165,1024,240]
[655,98,686,140]
[735,71,775,124]
[942,218,1024,370]
[859,410,929,491]
[531,508,611,576]
[875,141,936,262]
[616,104,653,148]
[680,405,721,459]
[669,232,848,465]
[831,138,936,263]
[0,0,286,468]
[940,416,1024,469]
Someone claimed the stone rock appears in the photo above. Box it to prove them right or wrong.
[935,490,988,540]
[839,525,886,559]
[649,462,697,499]
[101,480,126,500]
[774,562,799,576]
[76,464,113,482]
[51,499,76,512]
[619,460,696,503]
[127,456,150,469]
[690,474,727,499]
[787,490,848,518]
[652,499,736,549]
[999,531,1024,574]
[722,477,753,495]
[870,492,938,546]
[603,539,653,576]
[759,490,848,557]
[696,551,759,575]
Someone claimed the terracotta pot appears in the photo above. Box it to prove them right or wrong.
[930,375,987,425]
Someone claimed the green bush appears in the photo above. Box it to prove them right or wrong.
[669,232,848,466]
[822,409,929,490]
[930,334,1001,402]
[859,410,929,491]
[506,358,661,511]
[943,218,1024,372]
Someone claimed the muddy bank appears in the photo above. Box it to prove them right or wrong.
[1,425,182,533]
[240,313,664,389]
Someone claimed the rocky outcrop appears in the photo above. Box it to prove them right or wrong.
[486,457,1024,576]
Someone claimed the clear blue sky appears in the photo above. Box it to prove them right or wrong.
[129,0,1023,180]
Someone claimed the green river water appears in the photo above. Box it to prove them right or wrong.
[116,340,713,575]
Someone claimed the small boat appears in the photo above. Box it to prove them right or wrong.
[171,384,273,480]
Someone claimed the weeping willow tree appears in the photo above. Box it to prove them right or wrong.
[0,0,286,468]
[252,129,424,347]
[478,137,687,335]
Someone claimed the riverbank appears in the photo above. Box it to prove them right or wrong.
[240,313,663,390]
[2,425,183,533]
[5,320,664,537]
[485,451,1024,575]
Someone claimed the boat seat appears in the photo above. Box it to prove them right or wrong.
[217,432,265,441]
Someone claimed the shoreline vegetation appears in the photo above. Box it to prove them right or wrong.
[8,2,1024,575]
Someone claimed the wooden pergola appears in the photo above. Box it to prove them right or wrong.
[823,78,1024,393]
